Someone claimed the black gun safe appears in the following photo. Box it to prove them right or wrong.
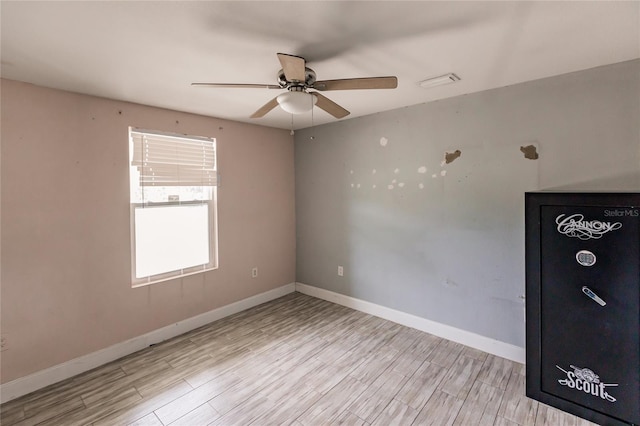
[526,192,640,426]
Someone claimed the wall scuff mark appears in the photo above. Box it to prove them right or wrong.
[445,149,462,164]
[520,145,539,160]
[442,278,460,289]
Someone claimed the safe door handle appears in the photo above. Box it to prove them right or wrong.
[582,286,606,306]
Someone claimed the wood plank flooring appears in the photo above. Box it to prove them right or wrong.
[0,292,597,426]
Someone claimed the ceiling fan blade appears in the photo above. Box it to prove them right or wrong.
[191,83,281,89]
[277,53,306,82]
[250,96,280,118]
[312,92,350,119]
[313,76,397,91]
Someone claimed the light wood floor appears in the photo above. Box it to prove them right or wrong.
[1,292,596,426]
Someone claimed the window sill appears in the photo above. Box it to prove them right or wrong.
[132,266,218,288]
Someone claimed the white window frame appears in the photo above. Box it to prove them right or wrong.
[129,127,218,287]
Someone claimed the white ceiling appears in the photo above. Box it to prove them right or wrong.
[2,1,639,130]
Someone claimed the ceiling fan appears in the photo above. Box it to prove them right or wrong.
[192,53,397,119]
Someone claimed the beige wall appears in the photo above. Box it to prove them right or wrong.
[0,79,296,383]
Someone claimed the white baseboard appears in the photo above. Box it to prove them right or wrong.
[2,282,524,403]
[295,282,525,364]
[0,283,296,404]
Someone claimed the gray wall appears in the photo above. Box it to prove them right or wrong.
[295,60,640,347]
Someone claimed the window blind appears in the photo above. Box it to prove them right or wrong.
[130,129,217,187]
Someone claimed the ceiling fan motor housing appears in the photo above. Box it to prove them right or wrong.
[277,67,316,88]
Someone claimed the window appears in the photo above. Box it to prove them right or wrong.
[129,128,218,286]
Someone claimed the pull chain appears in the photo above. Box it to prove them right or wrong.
[310,95,315,140]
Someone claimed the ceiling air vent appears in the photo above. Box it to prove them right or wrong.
[419,73,460,89]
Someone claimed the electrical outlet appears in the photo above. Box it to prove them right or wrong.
[338,266,344,277]
[252,267,258,278]
[0,335,7,352]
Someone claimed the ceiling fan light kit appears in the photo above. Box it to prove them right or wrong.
[277,90,317,115]
[193,53,398,119]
